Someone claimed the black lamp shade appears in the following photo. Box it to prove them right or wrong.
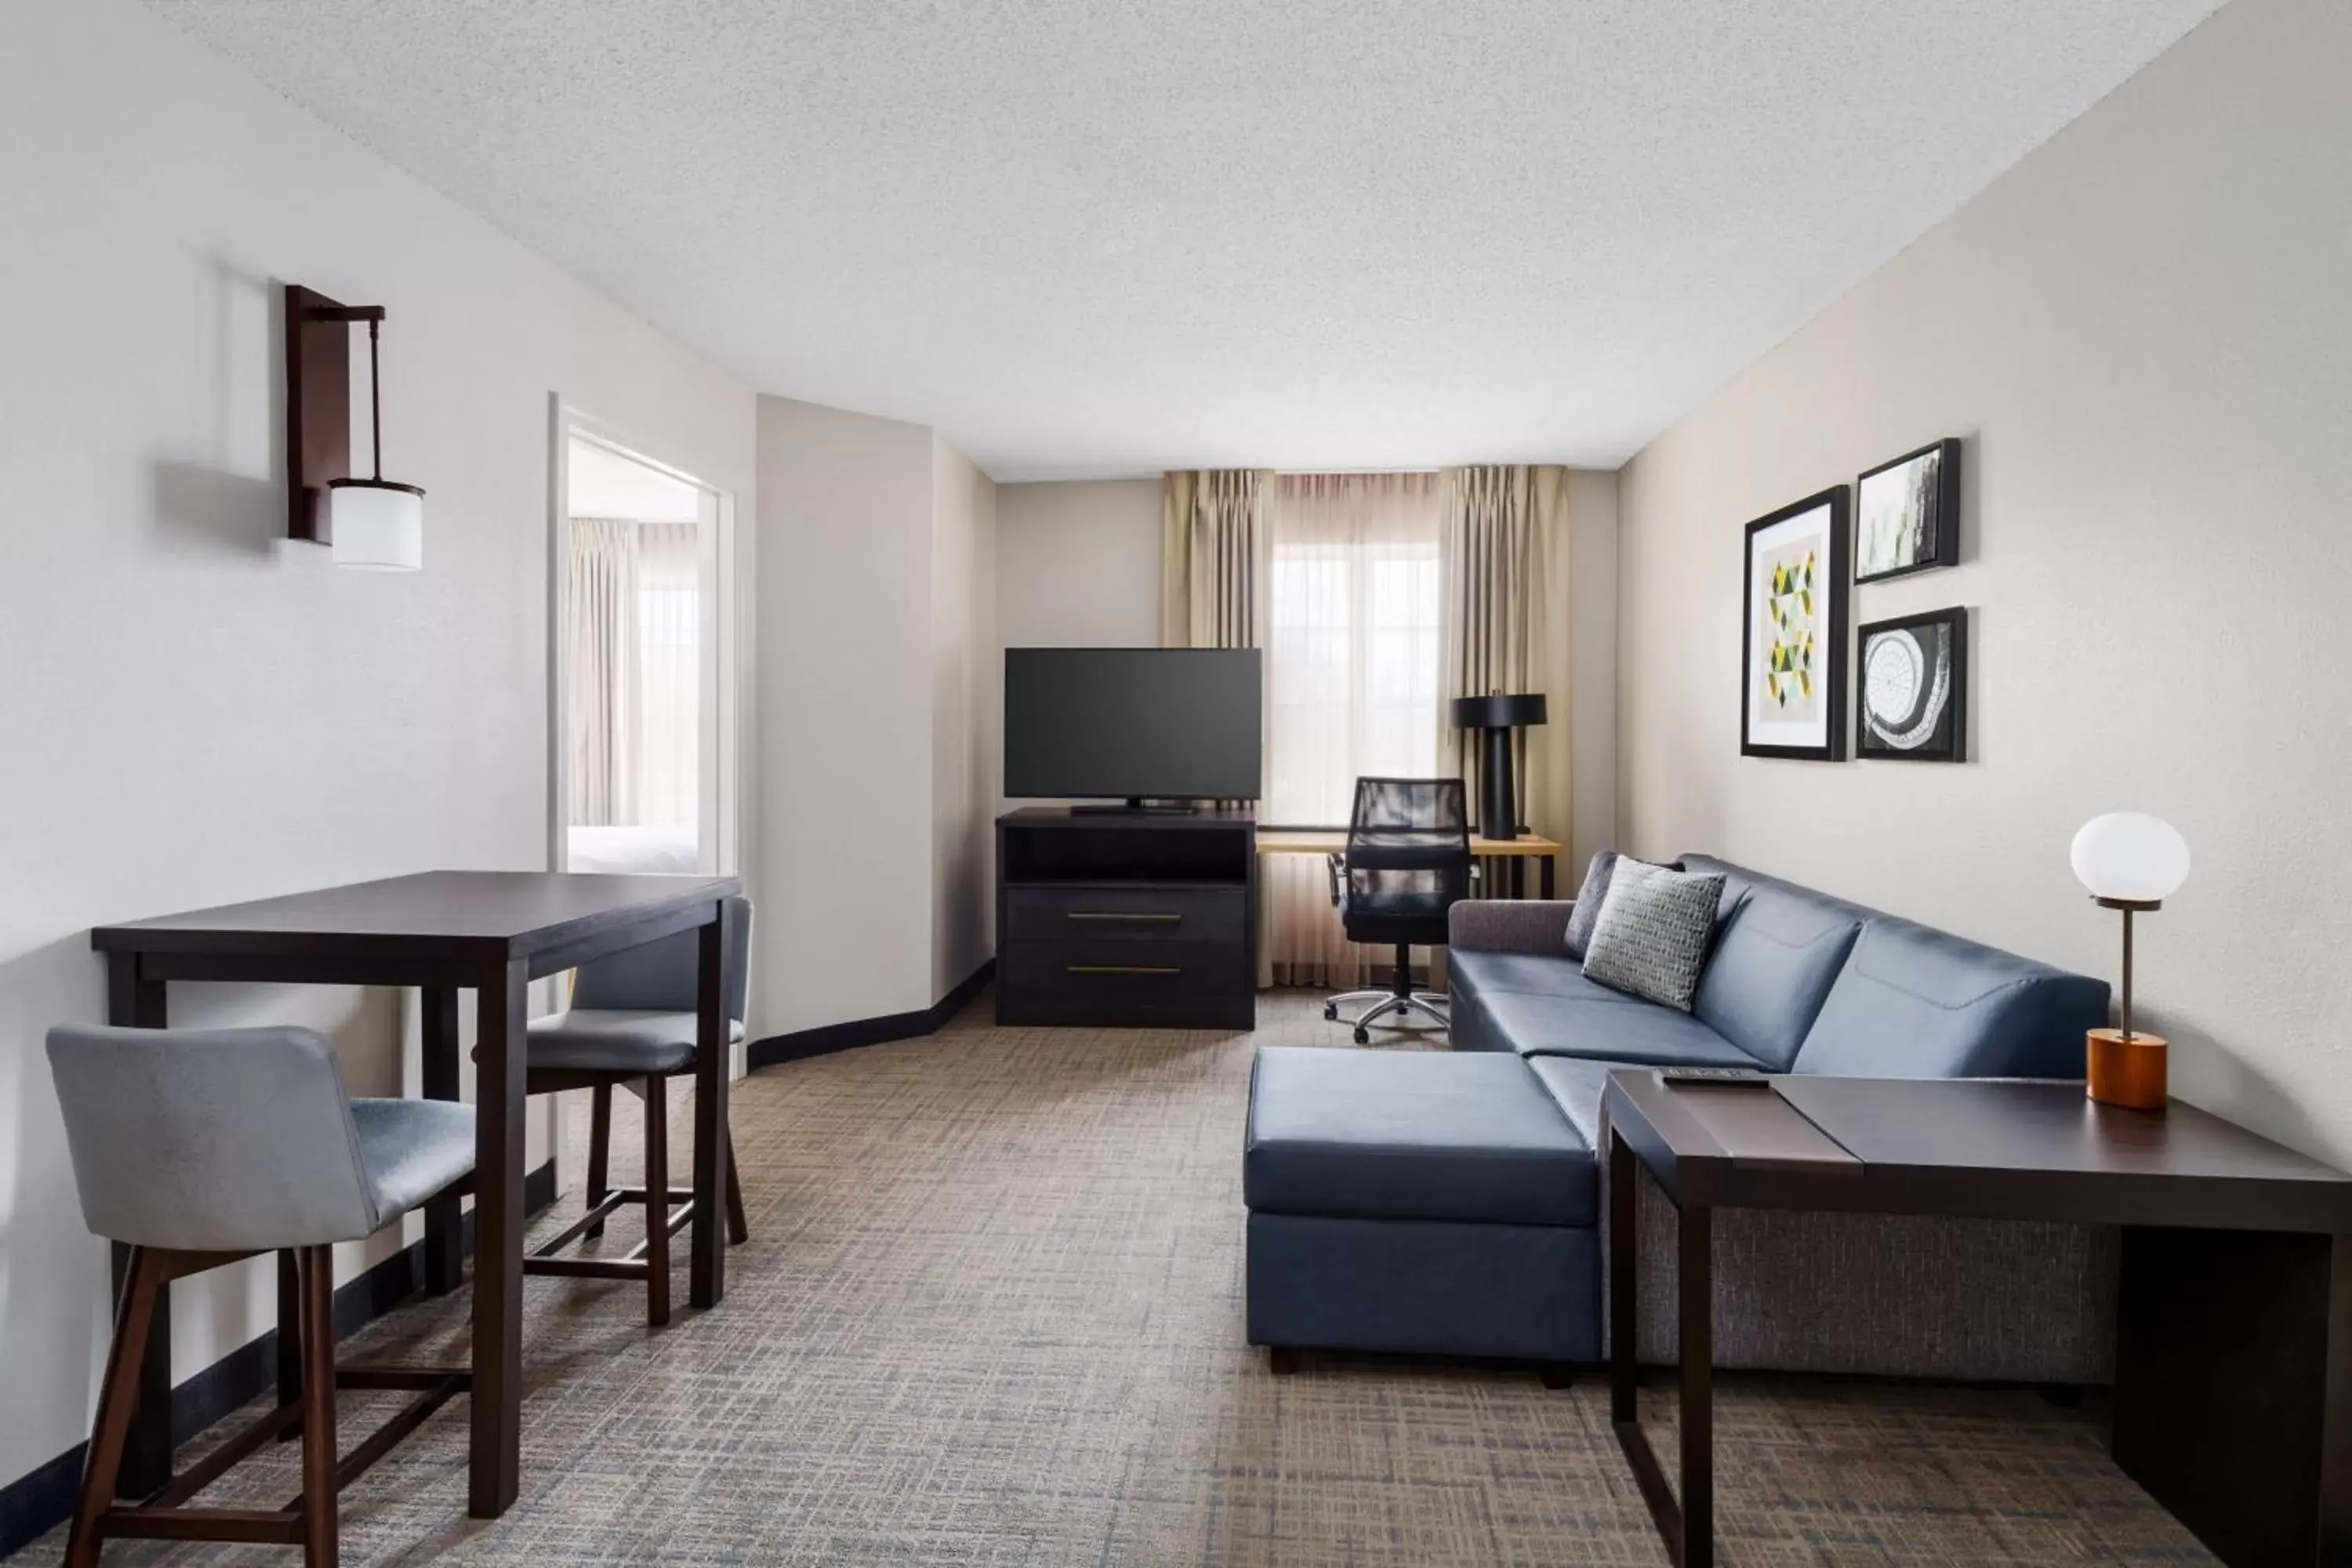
[1448,691,1546,840]
[1451,692,1548,729]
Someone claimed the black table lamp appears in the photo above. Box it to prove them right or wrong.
[1450,691,1548,840]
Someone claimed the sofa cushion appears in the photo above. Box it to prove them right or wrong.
[1690,879,1864,1071]
[1561,850,1620,958]
[1581,862,1726,1012]
[1451,949,1647,1005]
[1521,1054,1626,1149]
[1245,1047,1595,1228]
[1473,991,1761,1069]
[1794,916,2110,1079]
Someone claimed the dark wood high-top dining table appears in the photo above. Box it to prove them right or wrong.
[90,870,742,1519]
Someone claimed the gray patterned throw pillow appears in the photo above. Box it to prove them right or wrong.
[1562,850,1620,959]
[1580,862,1727,1012]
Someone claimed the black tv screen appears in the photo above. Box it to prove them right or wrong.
[1004,648,1262,801]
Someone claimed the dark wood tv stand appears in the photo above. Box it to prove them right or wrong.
[996,808,1257,1029]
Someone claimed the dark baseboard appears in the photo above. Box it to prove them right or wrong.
[747,959,995,1071]
[0,1159,556,1561]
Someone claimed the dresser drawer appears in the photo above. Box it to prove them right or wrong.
[1001,938,1245,1004]
[1003,885,1246,944]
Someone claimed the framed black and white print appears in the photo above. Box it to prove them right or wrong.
[1740,486,1849,760]
[1855,437,1961,583]
[1857,607,1966,762]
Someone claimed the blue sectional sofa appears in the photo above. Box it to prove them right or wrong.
[1245,856,2125,1381]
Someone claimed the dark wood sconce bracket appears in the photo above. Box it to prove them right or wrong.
[283,284,389,545]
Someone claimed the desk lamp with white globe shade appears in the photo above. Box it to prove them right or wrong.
[2070,812,2190,1109]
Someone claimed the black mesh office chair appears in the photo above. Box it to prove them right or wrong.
[1323,777,1475,1044]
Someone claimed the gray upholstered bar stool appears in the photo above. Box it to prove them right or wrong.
[514,894,753,1327]
[45,1023,477,1568]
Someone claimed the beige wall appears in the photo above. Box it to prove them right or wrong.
[755,400,999,1027]
[1616,0,2352,1160]
[931,437,1000,993]
[756,397,938,1025]
[996,479,1163,649]
[0,0,758,1496]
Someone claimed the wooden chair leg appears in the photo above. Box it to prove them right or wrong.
[642,1074,670,1327]
[277,1248,303,1437]
[583,1081,614,1243]
[724,1137,749,1247]
[298,1245,338,1568]
[67,1246,166,1568]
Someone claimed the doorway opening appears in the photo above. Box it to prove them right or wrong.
[550,419,739,880]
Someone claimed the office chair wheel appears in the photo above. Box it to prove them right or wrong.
[1324,1002,1338,1021]
[1353,1025,1370,1045]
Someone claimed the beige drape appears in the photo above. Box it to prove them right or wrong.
[1160,470,1272,648]
[1438,466,1568,835]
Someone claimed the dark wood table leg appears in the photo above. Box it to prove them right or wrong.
[689,902,731,1311]
[1541,853,1556,900]
[468,958,528,1519]
[1679,1202,1714,1568]
[1612,1131,1706,1566]
[1610,1128,1638,1425]
[419,985,464,1296]
[105,953,173,1499]
[2115,1225,2352,1568]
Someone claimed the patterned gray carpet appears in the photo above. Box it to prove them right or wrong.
[19,991,2214,1565]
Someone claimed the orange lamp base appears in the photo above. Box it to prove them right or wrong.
[2086,1028,2168,1110]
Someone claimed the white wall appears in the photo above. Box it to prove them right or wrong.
[1616,0,2352,1160]
[993,474,1618,861]
[0,0,757,1499]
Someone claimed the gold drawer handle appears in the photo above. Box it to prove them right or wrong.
[1067,964,1181,975]
[1066,911,1182,923]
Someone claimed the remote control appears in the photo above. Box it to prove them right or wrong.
[1653,1066,1774,1088]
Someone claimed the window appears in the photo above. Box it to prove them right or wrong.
[1265,472,1443,826]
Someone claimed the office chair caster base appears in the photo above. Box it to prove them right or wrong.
[1336,989,1450,1044]
[1324,1002,1338,1020]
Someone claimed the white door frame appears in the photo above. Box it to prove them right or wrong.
[545,397,744,883]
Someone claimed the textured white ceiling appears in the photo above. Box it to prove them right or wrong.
[147,0,2222,481]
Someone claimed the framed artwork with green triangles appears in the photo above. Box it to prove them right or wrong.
[1740,485,1850,760]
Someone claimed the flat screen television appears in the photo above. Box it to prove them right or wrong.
[1004,648,1262,804]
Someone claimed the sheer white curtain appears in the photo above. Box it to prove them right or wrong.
[633,523,699,829]
[566,518,700,833]
[1263,472,1444,986]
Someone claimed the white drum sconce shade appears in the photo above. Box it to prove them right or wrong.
[326,480,425,570]
[285,283,425,570]
[2070,812,2191,906]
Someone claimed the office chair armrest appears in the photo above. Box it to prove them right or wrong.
[1325,852,1345,908]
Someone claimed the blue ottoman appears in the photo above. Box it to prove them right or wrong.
[1243,1045,1601,1368]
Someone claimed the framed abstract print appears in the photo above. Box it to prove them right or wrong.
[1740,486,1849,760]
[1857,606,1966,762]
[1855,437,1961,583]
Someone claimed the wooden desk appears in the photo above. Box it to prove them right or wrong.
[91,870,741,1519]
[1256,829,1564,898]
[1602,1072,2352,1568]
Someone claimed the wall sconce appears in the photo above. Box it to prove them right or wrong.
[285,284,426,570]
